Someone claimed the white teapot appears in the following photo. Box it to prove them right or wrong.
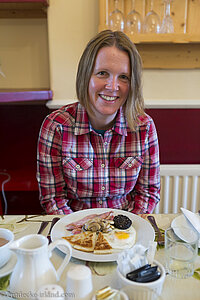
[8,234,72,300]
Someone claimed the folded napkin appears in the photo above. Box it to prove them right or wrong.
[180,208,200,234]
[117,245,148,276]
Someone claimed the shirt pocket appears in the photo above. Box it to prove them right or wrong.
[62,157,93,171]
[62,157,93,196]
[114,156,143,170]
[111,156,143,194]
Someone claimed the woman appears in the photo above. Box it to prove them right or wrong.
[37,30,160,215]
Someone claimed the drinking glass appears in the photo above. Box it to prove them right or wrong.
[160,0,174,33]
[126,0,142,34]
[108,0,124,31]
[165,226,198,279]
[143,0,161,33]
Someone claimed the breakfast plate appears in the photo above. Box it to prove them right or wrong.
[51,208,155,262]
[171,214,200,248]
[0,253,17,278]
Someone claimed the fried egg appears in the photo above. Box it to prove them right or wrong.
[103,226,136,250]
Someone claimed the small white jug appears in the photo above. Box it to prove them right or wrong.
[9,234,72,300]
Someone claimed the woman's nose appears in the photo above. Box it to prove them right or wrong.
[105,77,119,91]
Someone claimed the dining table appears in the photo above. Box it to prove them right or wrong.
[0,213,200,300]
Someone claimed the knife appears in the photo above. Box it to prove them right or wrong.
[37,221,49,234]
[147,215,165,246]
[47,217,60,243]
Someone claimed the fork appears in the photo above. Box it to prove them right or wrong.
[147,215,165,246]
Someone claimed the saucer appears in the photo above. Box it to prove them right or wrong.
[0,253,17,278]
[171,214,200,248]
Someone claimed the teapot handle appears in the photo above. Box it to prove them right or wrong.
[48,239,72,280]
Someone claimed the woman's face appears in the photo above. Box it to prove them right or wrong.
[88,46,131,129]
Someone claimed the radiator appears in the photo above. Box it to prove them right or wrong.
[154,164,200,214]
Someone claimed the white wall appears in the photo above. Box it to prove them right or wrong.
[143,69,200,101]
[47,0,200,103]
[0,18,50,89]
[1,0,200,103]
[47,0,99,101]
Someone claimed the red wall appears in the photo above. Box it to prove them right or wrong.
[0,104,49,214]
[0,105,199,214]
[146,109,200,164]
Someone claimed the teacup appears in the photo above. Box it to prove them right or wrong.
[0,228,14,268]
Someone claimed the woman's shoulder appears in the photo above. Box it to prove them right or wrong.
[137,112,155,127]
[46,102,80,125]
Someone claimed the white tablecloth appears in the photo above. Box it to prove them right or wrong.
[1,213,200,300]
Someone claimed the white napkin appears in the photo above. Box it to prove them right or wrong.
[180,207,200,234]
[117,245,148,276]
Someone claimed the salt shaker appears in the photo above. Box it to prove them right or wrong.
[37,284,65,300]
[66,265,93,300]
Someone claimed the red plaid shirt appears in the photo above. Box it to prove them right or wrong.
[37,102,160,215]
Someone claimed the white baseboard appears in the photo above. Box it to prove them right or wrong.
[46,99,200,109]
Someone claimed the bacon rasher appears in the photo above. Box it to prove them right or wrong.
[65,211,114,232]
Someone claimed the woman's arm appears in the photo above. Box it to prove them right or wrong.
[37,115,73,215]
[128,118,160,214]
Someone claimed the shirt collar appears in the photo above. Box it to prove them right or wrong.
[74,103,128,136]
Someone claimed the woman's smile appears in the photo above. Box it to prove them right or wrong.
[99,94,119,102]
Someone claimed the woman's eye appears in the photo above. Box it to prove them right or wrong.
[97,71,107,76]
[120,74,130,81]
[98,71,106,76]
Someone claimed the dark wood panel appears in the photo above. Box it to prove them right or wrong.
[0,104,50,189]
[0,0,49,18]
[0,191,44,215]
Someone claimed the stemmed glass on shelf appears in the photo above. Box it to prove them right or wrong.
[126,0,143,34]
[143,0,161,33]
[160,0,174,33]
[108,0,124,31]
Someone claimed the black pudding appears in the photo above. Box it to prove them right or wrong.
[113,215,132,229]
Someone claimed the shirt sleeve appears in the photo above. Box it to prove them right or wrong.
[37,115,73,215]
[129,118,160,214]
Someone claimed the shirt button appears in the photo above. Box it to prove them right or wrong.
[99,201,102,205]
[101,163,105,168]
[76,164,81,170]
[128,163,133,168]
[104,142,108,146]
[101,186,105,191]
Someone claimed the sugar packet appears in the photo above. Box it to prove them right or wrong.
[117,245,148,276]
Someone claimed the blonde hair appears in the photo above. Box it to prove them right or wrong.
[76,30,145,131]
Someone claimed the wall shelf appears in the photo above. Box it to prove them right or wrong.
[99,0,200,69]
[125,33,200,44]
[0,0,49,18]
[0,89,53,104]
